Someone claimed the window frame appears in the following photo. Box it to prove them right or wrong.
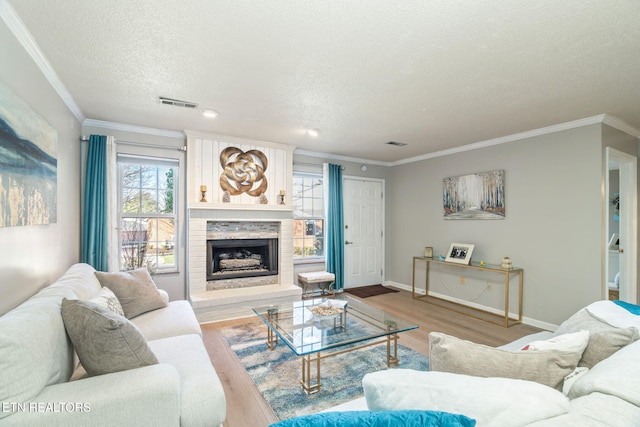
[117,154,179,274]
[292,172,325,262]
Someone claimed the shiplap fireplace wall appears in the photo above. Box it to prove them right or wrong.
[185,131,295,296]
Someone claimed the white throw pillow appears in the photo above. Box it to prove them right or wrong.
[521,330,590,353]
[89,286,125,317]
[363,369,570,427]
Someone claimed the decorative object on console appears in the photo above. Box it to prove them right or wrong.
[424,247,433,258]
[501,257,512,269]
[443,170,505,220]
[259,193,268,204]
[219,146,268,199]
[279,189,285,205]
[444,243,474,265]
[199,184,207,202]
[222,189,231,203]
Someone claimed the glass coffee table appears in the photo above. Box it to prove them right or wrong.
[252,295,418,394]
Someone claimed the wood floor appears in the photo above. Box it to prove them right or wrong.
[201,287,543,427]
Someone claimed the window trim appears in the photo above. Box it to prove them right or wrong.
[293,172,325,261]
[117,154,179,274]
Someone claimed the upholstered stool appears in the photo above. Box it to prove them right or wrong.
[298,271,336,299]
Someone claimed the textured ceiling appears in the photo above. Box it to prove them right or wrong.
[6,0,640,162]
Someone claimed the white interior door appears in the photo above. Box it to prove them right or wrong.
[343,178,384,288]
[605,147,638,304]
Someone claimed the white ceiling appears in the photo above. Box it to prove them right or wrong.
[5,0,640,163]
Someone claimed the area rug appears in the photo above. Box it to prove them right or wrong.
[344,284,399,298]
[219,321,429,421]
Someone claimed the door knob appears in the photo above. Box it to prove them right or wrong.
[345,241,353,245]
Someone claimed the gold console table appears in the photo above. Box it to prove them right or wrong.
[412,256,523,327]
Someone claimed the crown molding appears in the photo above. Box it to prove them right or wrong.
[294,149,389,166]
[389,114,631,166]
[185,130,296,151]
[83,119,185,139]
[0,0,85,123]
[602,114,640,138]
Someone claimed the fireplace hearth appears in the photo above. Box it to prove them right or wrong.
[207,238,278,281]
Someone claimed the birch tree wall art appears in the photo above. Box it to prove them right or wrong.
[0,84,57,227]
[443,170,505,220]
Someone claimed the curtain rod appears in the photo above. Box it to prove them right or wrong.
[80,135,186,152]
[293,161,344,170]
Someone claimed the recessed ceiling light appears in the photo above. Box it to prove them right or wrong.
[202,109,219,118]
[306,128,321,137]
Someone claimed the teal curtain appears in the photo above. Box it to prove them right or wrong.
[326,163,345,290]
[82,135,109,271]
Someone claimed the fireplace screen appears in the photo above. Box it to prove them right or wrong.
[206,238,278,281]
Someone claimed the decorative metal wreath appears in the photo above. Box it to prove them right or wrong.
[219,147,268,197]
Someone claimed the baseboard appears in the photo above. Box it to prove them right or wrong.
[385,280,556,330]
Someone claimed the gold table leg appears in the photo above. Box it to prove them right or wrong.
[301,353,322,394]
[266,308,279,350]
[387,333,399,367]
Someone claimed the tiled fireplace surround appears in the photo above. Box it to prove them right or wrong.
[185,132,301,322]
[188,207,301,322]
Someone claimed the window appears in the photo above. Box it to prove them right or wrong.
[118,155,178,272]
[293,174,324,259]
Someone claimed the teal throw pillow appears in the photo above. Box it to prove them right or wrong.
[269,410,476,427]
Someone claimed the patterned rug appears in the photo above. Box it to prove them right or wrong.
[219,321,429,421]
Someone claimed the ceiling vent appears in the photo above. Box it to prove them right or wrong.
[386,141,408,147]
[158,96,198,109]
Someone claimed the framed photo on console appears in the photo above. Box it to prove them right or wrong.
[445,243,475,264]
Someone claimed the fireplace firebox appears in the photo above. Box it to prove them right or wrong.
[206,238,278,281]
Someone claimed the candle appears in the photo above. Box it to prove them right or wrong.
[279,190,285,196]
[200,185,207,192]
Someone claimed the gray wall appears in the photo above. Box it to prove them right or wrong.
[385,124,605,326]
[0,22,81,315]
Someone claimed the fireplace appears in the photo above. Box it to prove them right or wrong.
[206,238,278,281]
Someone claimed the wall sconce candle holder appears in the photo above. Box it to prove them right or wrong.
[200,185,207,203]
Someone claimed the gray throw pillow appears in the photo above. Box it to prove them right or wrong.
[553,309,639,368]
[429,332,582,390]
[61,298,158,376]
[94,268,167,319]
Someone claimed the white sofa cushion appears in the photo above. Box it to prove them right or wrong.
[528,392,640,426]
[0,298,73,419]
[362,369,570,427]
[131,300,202,341]
[568,339,640,406]
[149,334,226,427]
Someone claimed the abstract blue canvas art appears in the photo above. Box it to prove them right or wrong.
[0,83,57,227]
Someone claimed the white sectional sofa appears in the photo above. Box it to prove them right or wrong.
[326,300,640,426]
[0,263,226,427]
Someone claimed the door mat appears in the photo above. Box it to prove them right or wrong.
[344,284,399,298]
